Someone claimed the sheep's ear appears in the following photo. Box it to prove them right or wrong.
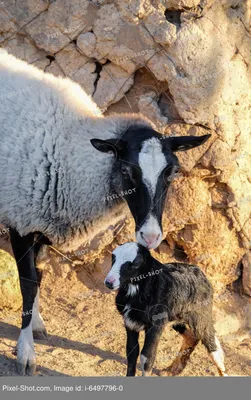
[90,138,127,155]
[165,134,211,152]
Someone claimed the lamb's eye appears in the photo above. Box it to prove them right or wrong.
[121,166,128,176]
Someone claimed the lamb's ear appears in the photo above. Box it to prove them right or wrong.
[90,138,127,155]
[132,253,144,269]
[166,134,211,152]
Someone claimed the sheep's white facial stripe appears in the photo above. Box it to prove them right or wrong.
[136,214,162,248]
[105,243,139,288]
[139,138,167,198]
[140,214,161,236]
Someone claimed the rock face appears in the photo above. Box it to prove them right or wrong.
[242,252,251,297]
[0,0,251,308]
[0,249,21,311]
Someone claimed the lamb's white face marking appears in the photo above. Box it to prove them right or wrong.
[138,138,167,198]
[126,284,139,297]
[104,242,138,290]
[136,214,162,249]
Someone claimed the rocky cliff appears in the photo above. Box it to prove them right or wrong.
[0,0,251,326]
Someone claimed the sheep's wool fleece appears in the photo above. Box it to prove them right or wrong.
[0,51,152,250]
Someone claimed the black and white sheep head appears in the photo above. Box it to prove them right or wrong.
[91,127,210,250]
[104,242,148,290]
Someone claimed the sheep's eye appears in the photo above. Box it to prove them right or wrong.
[164,166,172,177]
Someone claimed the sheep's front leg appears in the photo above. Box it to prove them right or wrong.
[32,286,47,339]
[126,328,139,376]
[141,326,163,376]
[32,241,47,340]
[10,230,37,376]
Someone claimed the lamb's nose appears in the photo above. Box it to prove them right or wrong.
[141,233,160,247]
[105,278,115,289]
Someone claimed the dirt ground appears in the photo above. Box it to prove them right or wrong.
[1,251,251,378]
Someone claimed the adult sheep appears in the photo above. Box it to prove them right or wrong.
[0,51,210,375]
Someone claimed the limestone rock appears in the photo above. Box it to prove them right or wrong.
[3,35,48,64]
[45,60,65,77]
[144,10,177,46]
[138,91,168,132]
[0,250,21,311]
[93,63,134,109]
[0,8,18,42]
[162,0,201,9]
[25,0,97,53]
[77,32,97,58]
[55,44,89,75]
[55,43,97,94]
[242,252,251,297]
[3,0,48,25]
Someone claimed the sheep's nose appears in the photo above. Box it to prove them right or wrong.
[141,233,160,247]
[105,278,115,289]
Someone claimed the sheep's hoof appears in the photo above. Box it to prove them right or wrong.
[16,361,36,376]
[33,328,48,340]
[16,330,36,376]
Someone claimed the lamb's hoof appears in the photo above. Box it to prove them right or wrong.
[159,362,183,376]
[33,328,48,340]
[159,367,172,376]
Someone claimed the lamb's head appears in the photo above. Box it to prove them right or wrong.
[91,125,210,250]
[104,242,148,290]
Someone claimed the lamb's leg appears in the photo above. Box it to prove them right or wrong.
[160,324,199,376]
[10,230,37,376]
[202,328,228,376]
[32,241,47,340]
[140,326,163,376]
[126,328,139,376]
